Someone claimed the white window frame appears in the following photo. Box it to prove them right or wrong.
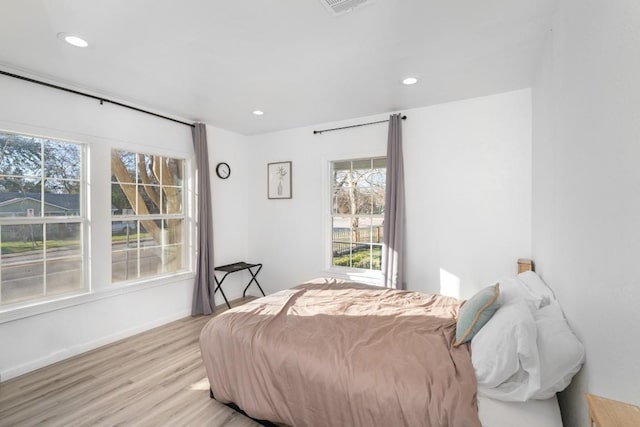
[0,129,89,311]
[110,149,189,284]
[322,155,386,285]
[0,127,195,324]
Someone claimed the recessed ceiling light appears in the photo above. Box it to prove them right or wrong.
[252,110,265,116]
[57,32,89,48]
[402,77,418,85]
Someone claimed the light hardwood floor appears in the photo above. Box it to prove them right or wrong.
[0,298,261,427]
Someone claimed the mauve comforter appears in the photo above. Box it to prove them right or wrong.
[200,278,480,427]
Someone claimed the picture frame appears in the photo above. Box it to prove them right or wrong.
[267,161,292,199]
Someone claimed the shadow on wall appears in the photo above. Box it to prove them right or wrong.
[558,363,589,426]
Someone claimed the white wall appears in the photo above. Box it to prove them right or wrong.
[0,74,248,380]
[207,125,251,301]
[247,89,532,298]
[532,1,640,426]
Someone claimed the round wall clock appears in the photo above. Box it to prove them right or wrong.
[216,162,231,179]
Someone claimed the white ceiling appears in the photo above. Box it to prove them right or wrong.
[0,0,557,135]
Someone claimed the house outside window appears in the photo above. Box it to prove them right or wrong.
[111,150,186,283]
[0,131,85,306]
[330,157,386,271]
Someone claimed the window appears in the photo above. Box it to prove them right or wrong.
[111,150,186,283]
[0,131,85,306]
[330,157,386,270]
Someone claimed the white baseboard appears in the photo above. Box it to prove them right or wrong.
[0,309,192,382]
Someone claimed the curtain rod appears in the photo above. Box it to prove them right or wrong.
[313,115,406,135]
[0,69,195,128]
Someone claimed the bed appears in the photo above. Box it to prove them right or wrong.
[200,262,583,426]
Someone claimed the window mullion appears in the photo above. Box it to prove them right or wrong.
[136,241,141,280]
[41,140,46,297]
[161,220,166,273]
[43,223,47,296]
[40,140,45,219]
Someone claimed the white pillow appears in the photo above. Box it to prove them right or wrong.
[517,271,556,307]
[531,301,585,399]
[471,300,541,401]
[497,276,542,312]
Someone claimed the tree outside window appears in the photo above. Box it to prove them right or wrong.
[111,150,185,282]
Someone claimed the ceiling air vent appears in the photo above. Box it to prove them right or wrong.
[319,0,374,16]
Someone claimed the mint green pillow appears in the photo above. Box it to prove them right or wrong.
[454,283,501,347]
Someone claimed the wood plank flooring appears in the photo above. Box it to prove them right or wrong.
[0,298,261,427]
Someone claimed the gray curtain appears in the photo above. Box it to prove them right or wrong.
[191,123,215,315]
[382,114,406,289]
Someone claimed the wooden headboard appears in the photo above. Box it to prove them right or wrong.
[517,258,535,273]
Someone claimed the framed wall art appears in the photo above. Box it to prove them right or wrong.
[267,161,292,199]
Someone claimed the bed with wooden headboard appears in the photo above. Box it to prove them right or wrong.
[200,259,581,427]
